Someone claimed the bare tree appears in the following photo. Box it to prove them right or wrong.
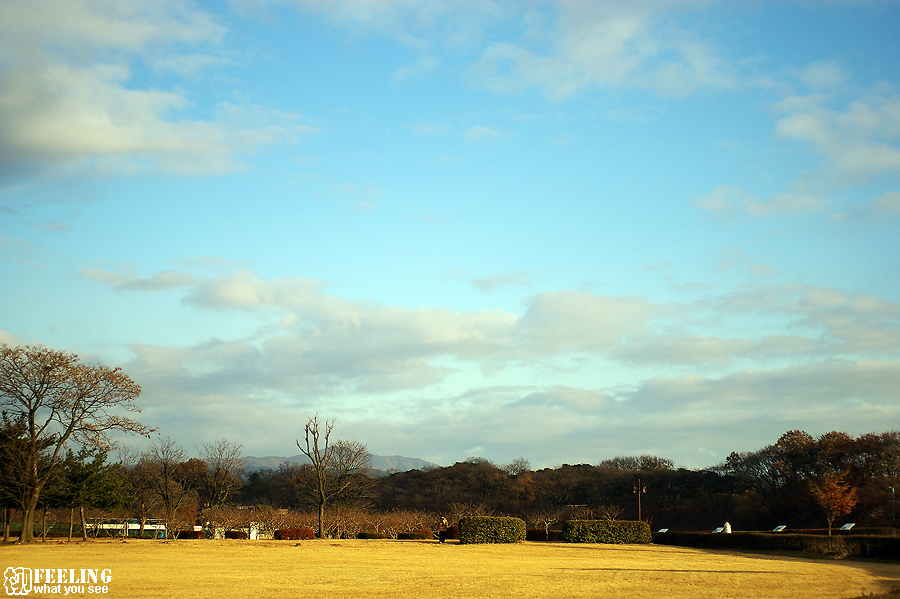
[200,438,244,509]
[502,457,532,476]
[296,415,371,538]
[524,505,564,537]
[0,345,151,542]
[141,438,195,539]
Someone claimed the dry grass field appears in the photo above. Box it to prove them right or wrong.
[3,539,900,599]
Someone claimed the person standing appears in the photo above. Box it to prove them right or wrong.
[438,515,449,543]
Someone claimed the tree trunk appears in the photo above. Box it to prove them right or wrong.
[41,505,47,541]
[19,494,40,543]
[318,502,325,539]
[2,508,8,542]
[80,505,88,541]
[68,508,74,542]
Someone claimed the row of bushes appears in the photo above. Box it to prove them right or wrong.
[455,517,651,545]
[562,520,652,544]
[652,531,900,558]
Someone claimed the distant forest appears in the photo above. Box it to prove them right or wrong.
[3,427,897,538]
[244,429,897,532]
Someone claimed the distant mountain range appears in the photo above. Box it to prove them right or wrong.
[242,454,439,475]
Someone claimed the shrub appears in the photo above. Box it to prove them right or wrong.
[175,530,205,539]
[397,530,433,540]
[274,527,316,541]
[459,516,526,544]
[357,531,387,539]
[445,525,459,540]
[224,530,248,539]
[562,520,651,544]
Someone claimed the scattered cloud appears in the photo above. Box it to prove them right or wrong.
[0,237,45,266]
[773,89,900,185]
[695,185,831,219]
[80,266,197,291]
[468,2,745,99]
[831,191,900,223]
[71,264,900,466]
[472,271,533,292]
[465,125,512,141]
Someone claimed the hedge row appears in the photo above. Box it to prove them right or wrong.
[652,532,900,559]
[274,528,316,540]
[224,530,248,539]
[562,520,651,544]
[175,530,205,539]
[459,516,526,544]
[358,531,388,539]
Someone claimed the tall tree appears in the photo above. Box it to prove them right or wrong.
[296,415,371,538]
[0,345,151,542]
[141,437,195,539]
[199,438,244,509]
[809,471,858,535]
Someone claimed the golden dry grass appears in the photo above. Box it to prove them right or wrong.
[3,539,900,599]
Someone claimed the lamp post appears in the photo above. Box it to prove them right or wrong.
[890,486,896,526]
[633,478,647,522]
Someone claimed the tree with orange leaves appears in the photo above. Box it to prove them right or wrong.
[809,471,858,536]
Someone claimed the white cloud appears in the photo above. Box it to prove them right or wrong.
[773,90,900,185]
[468,1,743,99]
[695,185,831,219]
[0,0,312,182]
[831,191,900,223]
[465,125,512,141]
[80,266,196,291]
[472,271,533,292]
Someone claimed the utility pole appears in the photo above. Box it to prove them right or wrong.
[633,478,647,522]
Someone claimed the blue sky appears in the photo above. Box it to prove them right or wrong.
[2,0,899,468]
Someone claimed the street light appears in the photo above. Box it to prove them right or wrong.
[633,478,647,522]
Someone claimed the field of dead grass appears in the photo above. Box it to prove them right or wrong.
[3,538,900,599]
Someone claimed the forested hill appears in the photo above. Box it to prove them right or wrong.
[243,454,438,474]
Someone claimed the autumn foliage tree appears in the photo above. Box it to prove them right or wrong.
[809,471,859,535]
[0,345,151,542]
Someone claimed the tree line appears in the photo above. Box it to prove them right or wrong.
[2,344,898,541]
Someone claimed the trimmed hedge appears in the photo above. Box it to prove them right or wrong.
[224,530,248,539]
[274,527,316,540]
[526,529,561,542]
[175,530,205,539]
[652,531,900,559]
[459,516,526,545]
[357,531,387,540]
[562,520,652,544]
[397,530,433,540]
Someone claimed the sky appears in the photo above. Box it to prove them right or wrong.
[1,0,899,470]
